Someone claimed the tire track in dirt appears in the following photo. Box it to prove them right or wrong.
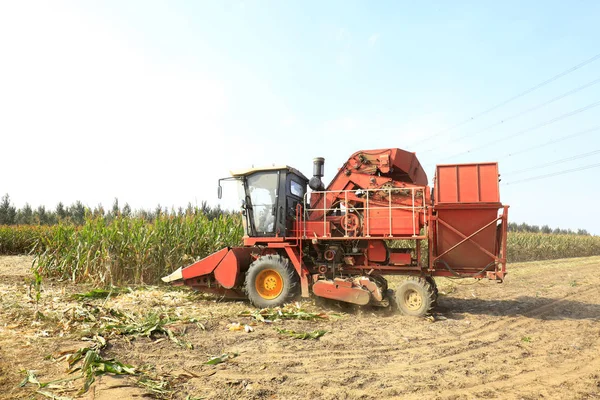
[3,256,599,400]
[425,352,600,399]
[210,283,600,399]
[236,285,599,369]
[216,335,600,400]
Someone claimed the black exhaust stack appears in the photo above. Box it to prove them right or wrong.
[309,157,325,191]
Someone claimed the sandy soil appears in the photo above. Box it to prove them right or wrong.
[1,255,599,400]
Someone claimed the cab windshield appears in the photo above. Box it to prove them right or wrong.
[245,172,278,234]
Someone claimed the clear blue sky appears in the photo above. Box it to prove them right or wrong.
[1,1,599,233]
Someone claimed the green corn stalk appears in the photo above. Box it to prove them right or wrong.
[32,212,243,285]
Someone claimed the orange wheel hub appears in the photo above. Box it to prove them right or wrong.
[255,269,284,299]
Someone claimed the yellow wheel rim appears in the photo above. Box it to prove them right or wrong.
[403,289,423,311]
[255,269,284,300]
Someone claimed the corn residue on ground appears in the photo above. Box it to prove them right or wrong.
[1,255,600,399]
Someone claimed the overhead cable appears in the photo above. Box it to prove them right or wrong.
[500,126,600,158]
[504,162,600,185]
[412,51,600,147]
[441,100,600,161]
[421,77,600,154]
[503,149,600,176]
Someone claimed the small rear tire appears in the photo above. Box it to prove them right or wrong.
[245,255,299,308]
[395,278,435,317]
[385,289,399,313]
[425,276,439,306]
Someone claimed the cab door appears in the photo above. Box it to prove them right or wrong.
[283,173,307,237]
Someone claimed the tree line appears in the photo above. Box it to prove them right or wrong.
[507,221,589,236]
[0,193,592,235]
[0,194,229,225]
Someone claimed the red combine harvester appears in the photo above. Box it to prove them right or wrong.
[162,148,509,316]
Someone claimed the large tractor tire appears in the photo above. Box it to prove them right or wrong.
[395,277,436,317]
[245,255,300,308]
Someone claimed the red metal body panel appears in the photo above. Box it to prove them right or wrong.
[312,279,371,305]
[389,251,411,265]
[181,248,229,280]
[366,208,420,236]
[435,163,500,204]
[435,206,499,269]
[302,221,332,238]
[213,248,253,288]
[367,241,387,263]
[282,246,310,297]
[244,237,285,246]
[431,163,507,279]
[358,278,384,301]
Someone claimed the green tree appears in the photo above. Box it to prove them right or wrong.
[16,203,34,225]
[68,201,86,225]
[0,194,16,225]
[34,205,49,225]
[92,204,105,218]
[56,202,68,221]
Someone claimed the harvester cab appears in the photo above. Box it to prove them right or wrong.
[221,166,308,238]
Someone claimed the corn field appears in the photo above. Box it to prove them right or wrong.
[33,213,243,285]
[507,232,600,262]
[1,218,600,285]
[0,225,53,255]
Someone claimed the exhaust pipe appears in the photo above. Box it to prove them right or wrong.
[309,157,325,191]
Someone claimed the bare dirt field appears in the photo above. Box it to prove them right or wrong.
[1,255,599,400]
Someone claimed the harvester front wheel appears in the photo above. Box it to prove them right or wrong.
[245,255,299,308]
[395,278,435,317]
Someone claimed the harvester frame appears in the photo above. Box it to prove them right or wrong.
[163,148,509,316]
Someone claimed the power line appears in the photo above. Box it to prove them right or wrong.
[421,126,600,174]
[422,125,600,168]
[425,125,600,175]
[412,51,600,147]
[441,99,600,161]
[504,162,600,185]
[500,126,600,158]
[421,77,600,154]
[503,149,600,176]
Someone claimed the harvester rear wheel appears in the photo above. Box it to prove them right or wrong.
[395,278,435,317]
[425,276,439,306]
[245,255,299,308]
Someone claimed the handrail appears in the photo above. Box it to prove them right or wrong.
[302,187,427,239]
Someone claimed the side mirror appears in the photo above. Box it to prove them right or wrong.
[217,185,222,199]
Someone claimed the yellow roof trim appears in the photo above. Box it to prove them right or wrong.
[230,165,308,181]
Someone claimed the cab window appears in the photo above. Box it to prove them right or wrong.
[290,180,304,198]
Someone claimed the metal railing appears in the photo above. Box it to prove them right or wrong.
[302,187,427,238]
